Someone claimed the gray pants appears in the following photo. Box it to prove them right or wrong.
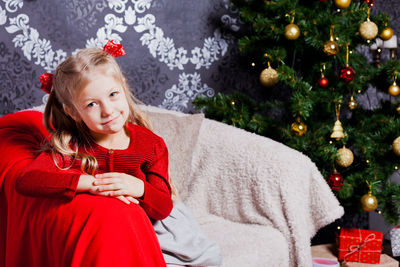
[154,201,222,267]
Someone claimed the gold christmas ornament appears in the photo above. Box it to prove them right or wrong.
[389,81,400,96]
[324,26,339,56]
[359,20,378,40]
[324,39,339,56]
[336,145,354,167]
[284,23,300,40]
[334,0,351,9]
[392,136,400,156]
[260,65,279,87]
[359,10,378,41]
[396,105,400,114]
[380,27,394,41]
[361,192,378,212]
[291,117,307,137]
[361,181,378,212]
[331,104,345,140]
[347,95,358,110]
[330,120,345,140]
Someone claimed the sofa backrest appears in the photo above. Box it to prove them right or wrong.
[139,105,204,197]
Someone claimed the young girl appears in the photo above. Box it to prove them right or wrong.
[15,41,221,267]
[15,41,173,266]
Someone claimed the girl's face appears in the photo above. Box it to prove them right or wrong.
[68,66,130,142]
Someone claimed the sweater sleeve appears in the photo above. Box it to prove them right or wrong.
[15,151,81,199]
[140,137,173,221]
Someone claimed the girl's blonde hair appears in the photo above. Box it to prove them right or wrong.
[44,47,178,201]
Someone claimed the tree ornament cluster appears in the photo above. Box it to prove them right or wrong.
[195,0,400,225]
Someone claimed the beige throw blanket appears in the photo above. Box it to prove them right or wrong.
[143,105,344,267]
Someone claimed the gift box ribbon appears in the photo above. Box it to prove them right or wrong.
[339,229,381,262]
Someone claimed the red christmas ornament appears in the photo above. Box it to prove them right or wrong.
[318,76,329,88]
[327,172,344,190]
[363,0,374,8]
[340,66,355,83]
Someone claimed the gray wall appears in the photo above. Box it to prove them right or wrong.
[0,0,263,115]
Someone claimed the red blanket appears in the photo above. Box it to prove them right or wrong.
[0,111,166,267]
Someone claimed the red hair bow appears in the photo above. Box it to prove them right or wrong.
[103,40,126,57]
[40,72,53,94]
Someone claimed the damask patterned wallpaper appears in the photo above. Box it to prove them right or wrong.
[0,0,400,116]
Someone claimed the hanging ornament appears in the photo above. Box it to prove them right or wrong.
[340,44,355,83]
[318,63,329,88]
[363,0,374,8]
[334,0,351,9]
[327,171,344,190]
[361,181,378,212]
[336,145,354,167]
[323,26,339,56]
[396,105,400,115]
[347,95,358,110]
[285,24,300,40]
[389,71,400,96]
[260,56,279,87]
[318,76,329,88]
[359,8,378,41]
[260,66,279,87]
[331,104,345,140]
[340,67,356,83]
[284,11,300,40]
[389,82,400,96]
[392,136,400,156]
[380,27,394,41]
[291,117,307,137]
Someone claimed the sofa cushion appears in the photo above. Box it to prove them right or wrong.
[198,215,289,267]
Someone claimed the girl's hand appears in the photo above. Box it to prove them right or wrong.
[93,172,145,201]
[115,195,139,205]
[78,174,139,205]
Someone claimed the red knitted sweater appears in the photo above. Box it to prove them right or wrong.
[15,123,173,221]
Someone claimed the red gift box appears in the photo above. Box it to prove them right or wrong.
[338,228,383,264]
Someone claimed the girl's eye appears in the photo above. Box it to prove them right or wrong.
[110,91,119,97]
[87,102,97,108]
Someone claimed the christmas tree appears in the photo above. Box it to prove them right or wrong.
[194,0,400,225]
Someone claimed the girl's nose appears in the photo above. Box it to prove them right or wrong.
[101,103,113,117]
